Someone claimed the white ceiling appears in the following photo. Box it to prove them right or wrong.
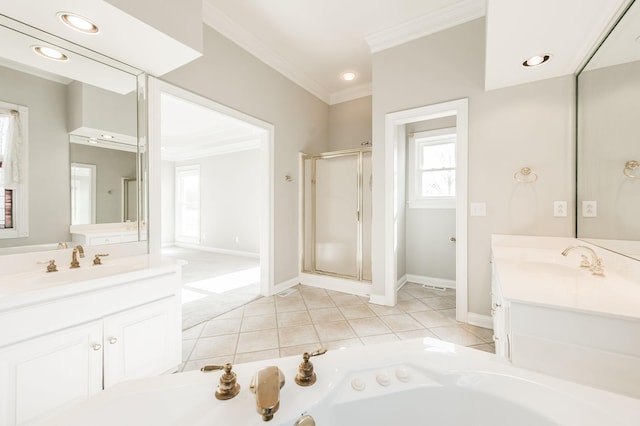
[203,0,630,103]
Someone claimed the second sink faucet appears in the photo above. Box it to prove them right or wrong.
[70,245,85,269]
[561,245,604,276]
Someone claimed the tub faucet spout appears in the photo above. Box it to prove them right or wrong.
[250,366,285,421]
[561,245,604,276]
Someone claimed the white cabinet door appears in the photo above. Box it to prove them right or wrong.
[103,297,180,388]
[0,321,103,426]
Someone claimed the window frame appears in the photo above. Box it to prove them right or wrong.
[0,102,29,239]
[407,127,456,209]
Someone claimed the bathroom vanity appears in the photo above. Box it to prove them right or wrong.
[491,235,640,399]
[0,254,182,426]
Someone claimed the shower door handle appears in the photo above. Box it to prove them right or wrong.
[356,210,360,222]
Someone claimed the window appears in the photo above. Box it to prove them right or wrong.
[0,102,28,238]
[175,165,200,243]
[408,128,456,208]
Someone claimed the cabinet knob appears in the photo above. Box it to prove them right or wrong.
[92,343,102,351]
[108,337,118,345]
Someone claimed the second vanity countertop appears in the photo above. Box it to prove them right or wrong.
[491,235,640,320]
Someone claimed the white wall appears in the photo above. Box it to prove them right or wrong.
[176,149,260,254]
[162,25,330,285]
[329,96,372,151]
[372,18,575,315]
[161,160,175,246]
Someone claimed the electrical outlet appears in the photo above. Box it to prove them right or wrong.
[553,201,567,217]
[582,201,597,217]
[470,202,487,217]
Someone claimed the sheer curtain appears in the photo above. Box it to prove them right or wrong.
[0,108,23,189]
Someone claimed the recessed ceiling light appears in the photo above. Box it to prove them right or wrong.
[58,12,100,34]
[101,134,114,139]
[32,46,69,62]
[522,54,551,67]
[341,71,357,81]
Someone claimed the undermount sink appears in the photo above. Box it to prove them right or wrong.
[26,263,141,286]
[516,261,585,278]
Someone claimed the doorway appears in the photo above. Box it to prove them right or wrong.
[147,78,274,329]
[384,99,468,323]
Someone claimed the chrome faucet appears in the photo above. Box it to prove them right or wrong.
[250,366,285,421]
[561,245,604,276]
[70,245,85,269]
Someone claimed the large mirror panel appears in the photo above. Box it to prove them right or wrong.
[0,15,144,253]
[577,0,640,260]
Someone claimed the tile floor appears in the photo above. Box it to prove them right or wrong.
[179,283,495,372]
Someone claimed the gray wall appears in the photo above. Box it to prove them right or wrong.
[329,96,372,151]
[372,18,575,314]
[0,66,70,248]
[176,149,260,254]
[69,144,137,223]
[161,160,175,246]
[162,25,330,285]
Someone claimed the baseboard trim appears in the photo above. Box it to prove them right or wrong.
[299,273,371,297]
[396,274,408,290]
[467,312,493,329]
[174,242,259,259]
[405,274,456,289]
[273,277,300,295]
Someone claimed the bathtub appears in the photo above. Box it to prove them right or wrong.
[34,338,640,426]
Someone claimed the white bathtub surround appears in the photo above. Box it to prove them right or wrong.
[35,338,640,426]
[0,253,182,425]
[491,234,640,398]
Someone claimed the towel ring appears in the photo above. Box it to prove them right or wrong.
[514,167,538,183]
[623,160,639,179]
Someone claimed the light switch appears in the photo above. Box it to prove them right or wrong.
[582,201,597,217]
[553,201,567,217]
[470,202,486,217]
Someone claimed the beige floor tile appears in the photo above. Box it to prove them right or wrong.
[182,356,230,372]
[243,301,276,317]
[215,306,244,320]
[314,320,357,341]
[461,324,495,343]
[421,296,456,310]
[348,317,392,337]
[308,307,345,323]
[360,333,400,344]
[429,326,485,346]
[397,298,430,313]
[274,297,308,313]
[330,294,366,307]
[182,323,204,340]
[339,304,376,319]
[241,314,277,332]
[302,295,336,309]
[251,296,276,305]
[468,343,496,354]
[396,289,416,301]
[278,325,319,347]
[298,286,328,296]
[380,314,424,332]
[410,310,456,328]
[182,339,197,361]
[280,344,317,358]
[277,311,312,328]
[190,334,238,360]
[395,329,440,340]
[236,329,279,353]
[201,317,242,337]
[234,349,281,364]
[440,308,457,320]
[321,338,363,351]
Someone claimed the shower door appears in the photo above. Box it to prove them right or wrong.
[302,149,371,281]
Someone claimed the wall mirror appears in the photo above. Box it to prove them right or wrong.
[0,14,146,253]
[577,0,640,260]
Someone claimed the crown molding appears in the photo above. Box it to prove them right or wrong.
[329,83,372,105]
[365,0,486,53]
[202,1,330,104]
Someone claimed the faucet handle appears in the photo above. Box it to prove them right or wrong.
[38,259,58,273]
[200,363,241,400]
[579,255,591,268]
[295,348,327,386]
[93,253,109,265]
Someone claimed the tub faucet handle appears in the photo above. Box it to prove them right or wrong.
[93,253,109,265]
[295,348,327,386]
[200,363,241,400]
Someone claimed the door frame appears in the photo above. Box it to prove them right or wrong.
[383,98,468,322]
[147,77,275,296]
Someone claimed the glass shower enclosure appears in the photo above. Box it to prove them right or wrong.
[302,148,372,282]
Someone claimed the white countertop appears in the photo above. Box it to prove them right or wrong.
[492,235,640,320]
